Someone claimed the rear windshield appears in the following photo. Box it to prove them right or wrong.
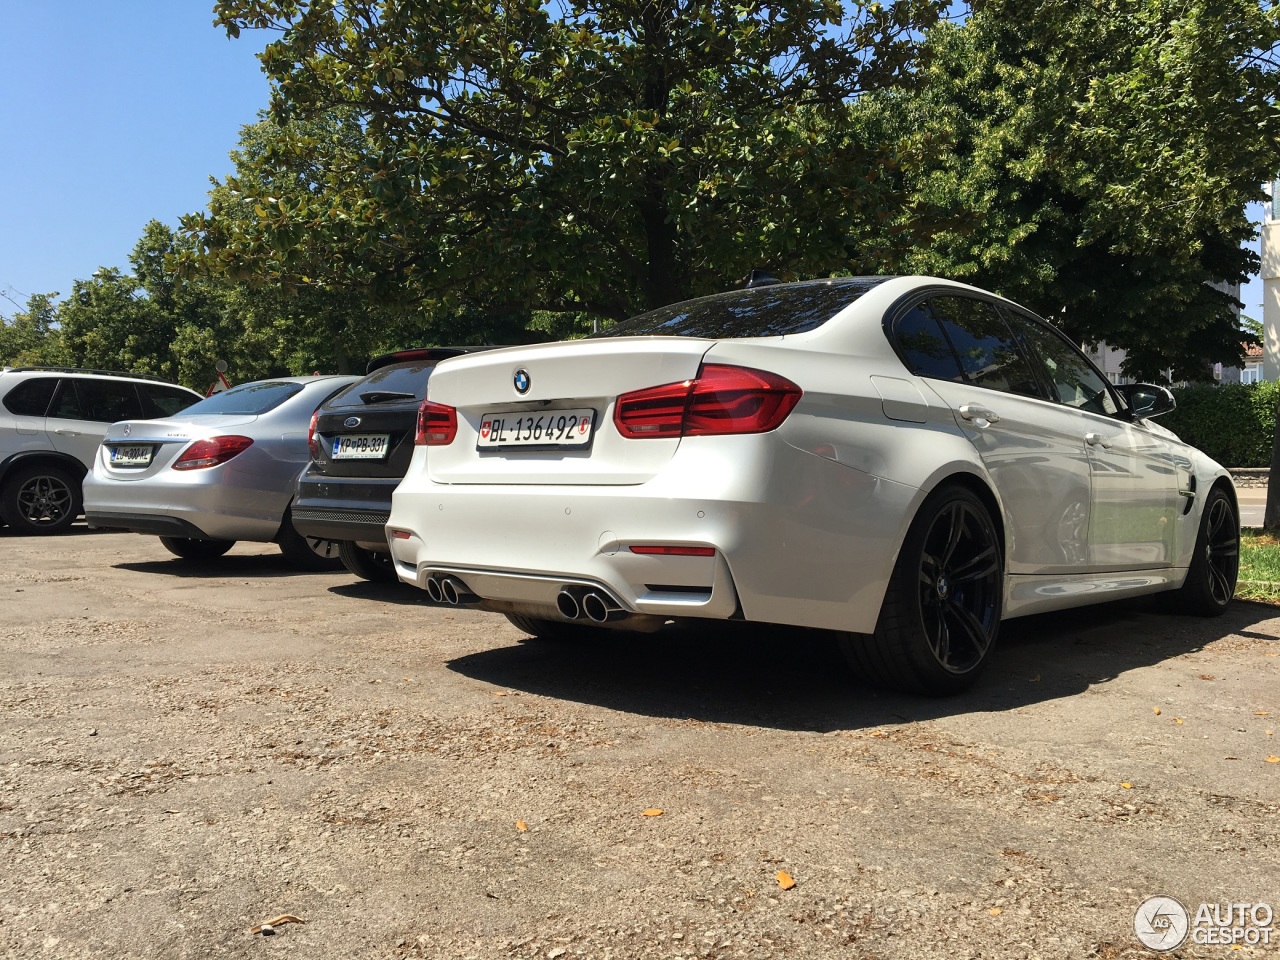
[596,278,889,339]
[327,362,436,407]
[179,381,304,416]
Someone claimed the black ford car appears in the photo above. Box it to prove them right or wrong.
[292,348,479,581]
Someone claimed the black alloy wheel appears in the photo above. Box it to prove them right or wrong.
[1178,486,1239,615]
[841,484,1003,695]
[1,464,81,535]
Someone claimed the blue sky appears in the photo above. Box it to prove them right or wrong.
[0,4,1267,324]
[0,2,270,316]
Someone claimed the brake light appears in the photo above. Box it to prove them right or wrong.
[307,410,321,461]
[172,435,254,470]
[415,400,457,445]
[614,364,802,439]
[628,545,716,557]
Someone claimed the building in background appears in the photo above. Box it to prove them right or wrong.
[1264,178,1280,382]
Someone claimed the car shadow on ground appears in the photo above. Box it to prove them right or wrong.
[327,580,446,606]
[445,601,1278,732]
[112,556,333,579]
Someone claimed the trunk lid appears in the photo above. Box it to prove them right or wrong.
[98,416,258,479]
[425,338,713,485]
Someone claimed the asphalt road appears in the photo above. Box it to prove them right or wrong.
[2,529,1278,959]
[1239,488,1267,528]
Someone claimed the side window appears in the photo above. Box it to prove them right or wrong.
[892,306,965,381]
[51,380,145,423]
[139,384,198,418]
[1010,314,1118,416]
[926,297,1045,399]
[2,377,59,416]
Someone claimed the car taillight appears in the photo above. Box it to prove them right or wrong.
[415,400,457,445]
[172,436,254,470]
[613,364,802,439]
[307,410,321,461]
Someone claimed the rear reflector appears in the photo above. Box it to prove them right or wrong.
[628,545,717,557]
[172,435,254,470]
[614,364,801,439]
[415,400,457,445]
[390,529,411,540]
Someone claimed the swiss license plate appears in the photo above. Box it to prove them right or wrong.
[478,408,595,449]
[332,434,390,459]
[109,444,153,467]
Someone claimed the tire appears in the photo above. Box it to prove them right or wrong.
[1176,485,1238,616]
[276,509,344,572]
[505,613,598,642]
[840,484,1003,696]
[158,536,236,561]
[0,463,82,535]
[338,540,399,583]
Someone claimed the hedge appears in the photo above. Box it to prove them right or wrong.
[1162,381,1278,468]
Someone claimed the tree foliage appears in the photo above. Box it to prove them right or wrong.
[882,0,1280,381]
[0,293,69,367]
[203,0,947,319]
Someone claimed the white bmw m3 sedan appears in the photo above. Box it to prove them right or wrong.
[386,276,1239,694]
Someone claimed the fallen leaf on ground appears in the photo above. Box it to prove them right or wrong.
[642,808,664,817]
[1255,711,1269,717]
[776,870,796,890]
[1174,718,1184,725]
[1121,782,1133,789]
[515,819,528,831]
[988,907,1003,916]
[1153,707,1162,715]
[1198,674,1215,681]
[1266,756,1280,764]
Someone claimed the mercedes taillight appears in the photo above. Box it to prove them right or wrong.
[172,436,254,470]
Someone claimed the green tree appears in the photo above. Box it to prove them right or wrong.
[202,0,946,320]
[878,0,1280,382]
[0,293,70,366]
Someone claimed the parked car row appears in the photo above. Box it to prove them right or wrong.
[9,276,1244,695]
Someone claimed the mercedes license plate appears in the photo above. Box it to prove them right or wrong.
[332,434,390,459]
[478,409,595,449]
[108,444,153,467]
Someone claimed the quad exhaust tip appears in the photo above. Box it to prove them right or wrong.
[558,586,628,623]
[425,574,479,605]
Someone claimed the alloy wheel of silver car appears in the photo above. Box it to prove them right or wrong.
[2,465,80,534]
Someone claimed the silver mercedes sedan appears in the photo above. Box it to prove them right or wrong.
[385,276,1240,695]
[84,375,361,569]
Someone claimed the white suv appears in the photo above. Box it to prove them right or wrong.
[0,367,202,534]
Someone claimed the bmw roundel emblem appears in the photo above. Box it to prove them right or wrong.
[513,369,531,394]
[344,416,361,428]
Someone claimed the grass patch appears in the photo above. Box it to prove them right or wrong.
[1237,529,1280,603]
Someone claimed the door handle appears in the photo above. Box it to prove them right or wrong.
[958,403,1000,427]
[1085,432,1113,448]
[54,428,83,437]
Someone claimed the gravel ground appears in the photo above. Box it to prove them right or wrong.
[1,528,1277,959]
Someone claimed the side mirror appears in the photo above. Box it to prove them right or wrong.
[1116,383,1176,419]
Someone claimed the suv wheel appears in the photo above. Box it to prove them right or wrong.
[1,463,81,535]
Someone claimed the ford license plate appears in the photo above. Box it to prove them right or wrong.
[109,444,153,467]
[478,408,595,449]
[332,434,390,459]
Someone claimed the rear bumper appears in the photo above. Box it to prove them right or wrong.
[81,473,284,542]
[387,436,916,633]
[291,471,395,547]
